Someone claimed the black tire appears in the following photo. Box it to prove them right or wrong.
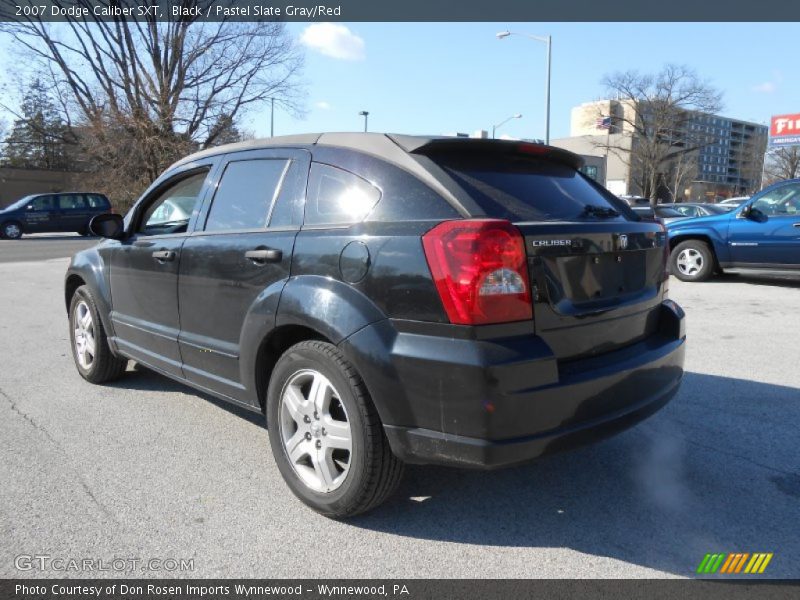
[68,285,128,383]
[266,340,403,518]
[670,240,715,282]
[1,221,23,240]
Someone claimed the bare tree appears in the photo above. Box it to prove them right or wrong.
[764,146,800,185]
[595,65,723,206]
[0,2,304,207]
[665,149,698,202]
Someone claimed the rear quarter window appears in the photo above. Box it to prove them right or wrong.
[305,163,381,227]
[436,156,623,222]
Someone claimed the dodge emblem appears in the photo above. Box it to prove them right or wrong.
[618,234,628,250]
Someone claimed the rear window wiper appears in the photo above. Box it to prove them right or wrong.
[581,204,619,218]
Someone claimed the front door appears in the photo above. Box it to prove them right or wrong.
[728,182,800,266]
[22,194,57,233]
[177,149,309,402]
[109,166,216,377]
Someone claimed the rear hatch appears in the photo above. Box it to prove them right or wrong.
[414,141,668,361]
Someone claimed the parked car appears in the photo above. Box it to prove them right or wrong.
[65,134,686,517]
[619,195,651,207]
[719,196,749,207]
[0,192,111,239]
[662,203,734,218]
[668,179,800,281]
[632,205,689,224]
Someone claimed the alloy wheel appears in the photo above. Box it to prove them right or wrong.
[73,301,96,369]
[676,248,704,276]
[279,369,352,493]
[4,223,21,239]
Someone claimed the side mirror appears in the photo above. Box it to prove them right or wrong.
[89,213,125,239]
[739,205,750,218]
[745,206,767,222]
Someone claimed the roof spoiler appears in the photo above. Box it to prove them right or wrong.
[387,135,584,170]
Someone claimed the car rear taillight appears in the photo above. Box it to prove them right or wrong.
[422,219,533,325]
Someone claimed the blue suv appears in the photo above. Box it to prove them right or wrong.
[668,179,800,281]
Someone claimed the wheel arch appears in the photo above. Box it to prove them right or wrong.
[64,250,117,350]
[253,324,332,412]
[669,232,723,269]
[241,275,388,411]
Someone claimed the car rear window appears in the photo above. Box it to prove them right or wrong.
[434,155,622,222]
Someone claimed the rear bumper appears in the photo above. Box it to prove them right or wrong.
[342,300,686,469]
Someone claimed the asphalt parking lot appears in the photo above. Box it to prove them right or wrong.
[0,233,98,263]
[1,246,798,579]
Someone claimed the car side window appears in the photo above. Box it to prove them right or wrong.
[204,159,289,232]
[751,183,800,216]
[138,170,209,235]
[28,196,55,211]
[59,194,88,210]
[305,163,381,226]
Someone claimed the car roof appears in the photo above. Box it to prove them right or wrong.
[168,132,584,172]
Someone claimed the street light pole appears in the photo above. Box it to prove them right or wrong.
[359,110,369,132]
[497,31,552,145]
[270,97,275,137]
[492,113,523,139]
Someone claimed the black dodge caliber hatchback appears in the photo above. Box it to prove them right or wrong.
[65,134,686,517]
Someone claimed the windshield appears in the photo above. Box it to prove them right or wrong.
[4,195,37,210]
[434,155,626,222]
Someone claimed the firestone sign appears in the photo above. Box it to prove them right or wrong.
[769,113,800,147]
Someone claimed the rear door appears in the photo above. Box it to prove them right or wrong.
[427,150,667,361]
[109,165,216,377]
[177,148,309,402]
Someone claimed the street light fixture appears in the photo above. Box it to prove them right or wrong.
[492,113,522,139]
[496,30,552,145]
[359,111,369,133]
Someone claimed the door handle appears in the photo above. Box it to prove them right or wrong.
[793,223,800,228]
[152,250,176,262]
[245,248,282,264]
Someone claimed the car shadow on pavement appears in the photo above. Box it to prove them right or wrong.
[349,372,800,578]
[108,363,264,427]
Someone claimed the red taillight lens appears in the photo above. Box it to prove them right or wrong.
[422,219,533,325]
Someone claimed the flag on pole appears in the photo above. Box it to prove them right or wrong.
[596,116,612,130]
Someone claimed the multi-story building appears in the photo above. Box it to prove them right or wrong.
[553,100,768,201]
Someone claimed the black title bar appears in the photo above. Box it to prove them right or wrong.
[0,0,799,22]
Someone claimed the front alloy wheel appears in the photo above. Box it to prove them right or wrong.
[279,369,352,493]
[675,248,704,277]
[68,285,127,383]
[2,222,22,239]
[73,300,97,370]
[670,240,714,282]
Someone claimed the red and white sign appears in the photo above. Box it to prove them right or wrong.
[770,113,800,147]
